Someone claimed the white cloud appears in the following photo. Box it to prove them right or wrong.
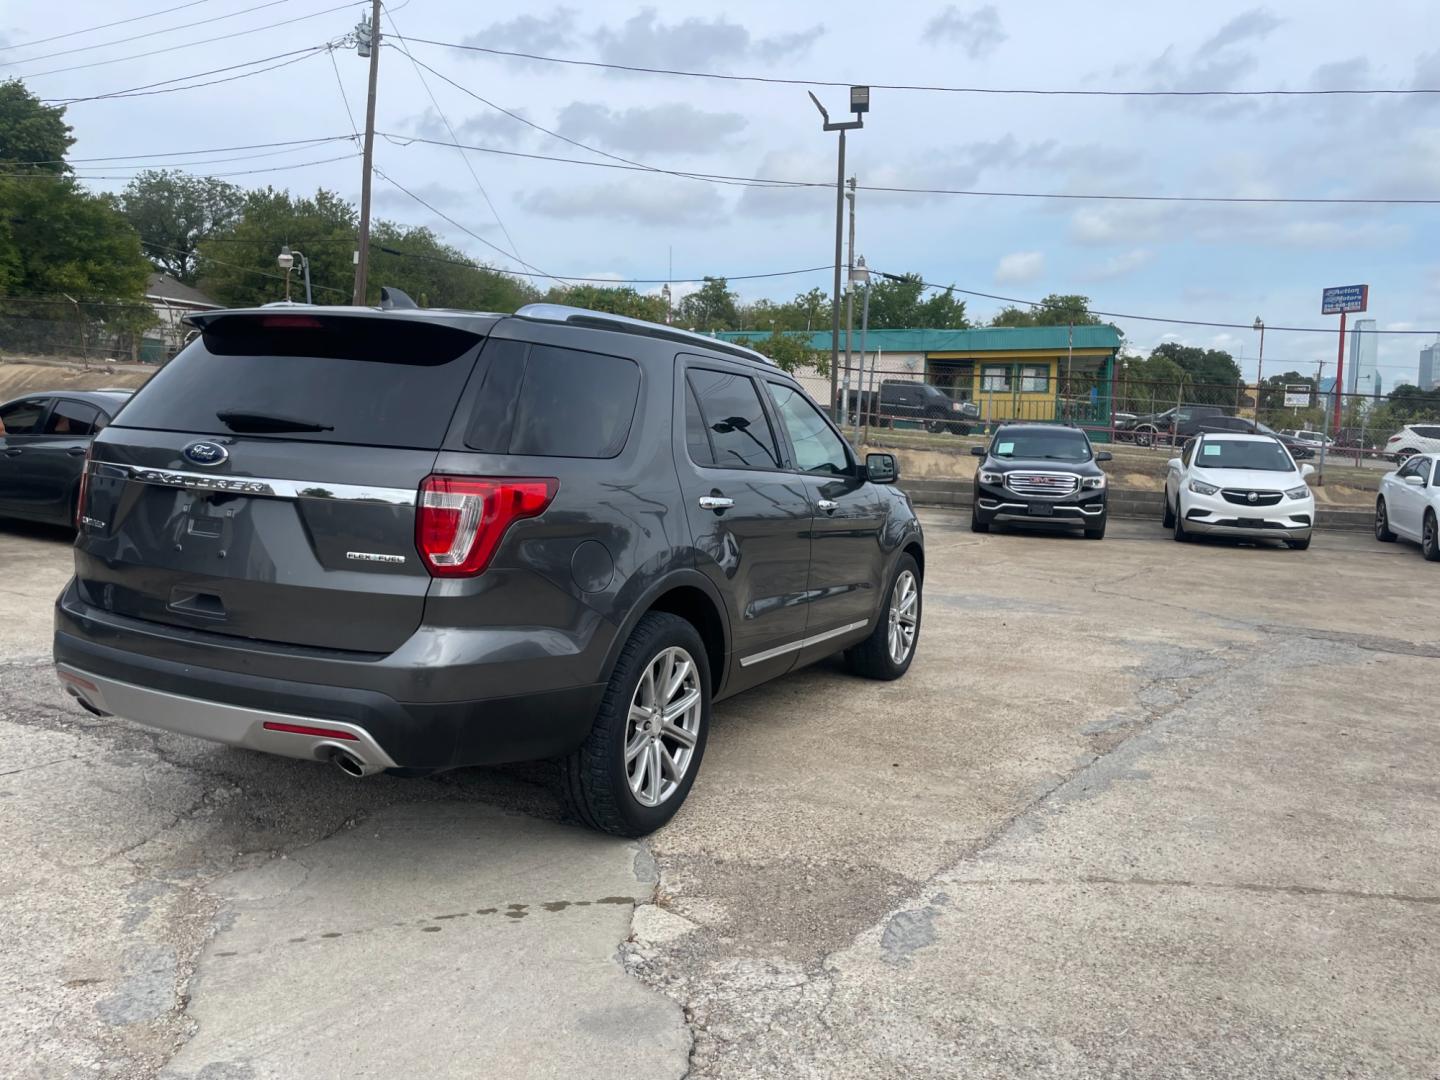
[994,251,1044,285]
[1085,248,1155,281]
[554,102,747,153]
[923,5,1006,58]
[593,10,822,70]
[520,179,727,227]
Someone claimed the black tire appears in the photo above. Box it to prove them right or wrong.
[1162,493,1176,528]
[1375,497,1397,542]
[1396,448,1418,463]
[845,554,921,681]
[1134,424,1157,448]
[1286,534,1311,551]
[1424,512,1440,562]
[559,612,711,837]
[1084,516,1106,540]
[923,411,946,434]
[1172,497,1189,542]
[946,421,969,436]
[970,501,989,533]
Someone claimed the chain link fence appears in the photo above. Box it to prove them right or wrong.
[0,298,161,365]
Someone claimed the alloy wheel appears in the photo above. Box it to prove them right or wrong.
[888,570,919,664]
[624,646,702,808]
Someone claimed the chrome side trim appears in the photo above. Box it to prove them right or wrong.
[56,664,400,769]
[93,462,416,505]
[739,619,869,668]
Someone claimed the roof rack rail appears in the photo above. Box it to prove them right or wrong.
[514,303,776,366]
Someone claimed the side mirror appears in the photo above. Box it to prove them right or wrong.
[1404,473,1425,487]
[969,445,986,457]
[1300,463,1315,479]
[865,452,898,484]
[1167,458,1182,471]
[1095,450,1113,462]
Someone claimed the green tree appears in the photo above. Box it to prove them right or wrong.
[1387,383,1440,421]
[1148,342,1242,388]
[120,170,245,284]
[372,223,538,311]
[540,282,664,321]
[860,272,969,329]
[991,293,1102,328]
[196,187,359,306]
[743,328,827,375]
[0,79,72,174]
[678,276,738,331]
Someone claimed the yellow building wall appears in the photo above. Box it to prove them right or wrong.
[928,349,1112,424]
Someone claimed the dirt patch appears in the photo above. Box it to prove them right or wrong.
[0,360,154,400]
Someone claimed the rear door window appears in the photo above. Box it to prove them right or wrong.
[465,342,640,458]
[45,400,101,437]
[686,368,780,469]
[0,398,49,436]
[112,315,483,450]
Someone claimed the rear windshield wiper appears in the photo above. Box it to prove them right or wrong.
[216,409,334,434]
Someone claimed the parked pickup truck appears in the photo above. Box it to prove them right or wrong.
[847,380,979,435]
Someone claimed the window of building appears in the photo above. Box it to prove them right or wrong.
[980,365,1011,392]
[1019,365,1049,393]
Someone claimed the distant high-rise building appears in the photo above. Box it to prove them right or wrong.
[1346,318,1378,397]
[1421,337,1440,392]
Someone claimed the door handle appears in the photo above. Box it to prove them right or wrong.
[697,495,733,511]
[3,448,21,457]
[67,447,88,457]
[817,499,839,513]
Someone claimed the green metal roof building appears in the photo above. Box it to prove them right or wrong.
[717,325,1125,438]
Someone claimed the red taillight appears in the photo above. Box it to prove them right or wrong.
[416,476,558,578]
[75,446,93,528]
[262,721,359,741]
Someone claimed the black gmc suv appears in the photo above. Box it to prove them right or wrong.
[53,301,924,836]
[970,424,1111,539]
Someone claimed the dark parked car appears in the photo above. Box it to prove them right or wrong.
[0,390,133,527]
[54,303,924,836]
[970,423,1111,539]
[850,379,978,434]
[1116,404,1225,446]
[1192,416,1314,459]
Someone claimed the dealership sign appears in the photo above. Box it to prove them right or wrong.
[1321,284,1368,314]
[1283,384,1311,408]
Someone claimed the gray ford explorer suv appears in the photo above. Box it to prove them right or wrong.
[54,302,924,836]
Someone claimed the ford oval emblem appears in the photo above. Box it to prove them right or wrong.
[183,441,229,467]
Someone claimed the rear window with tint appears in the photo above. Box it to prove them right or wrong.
[112,315,483,449]
[465,343,640,458]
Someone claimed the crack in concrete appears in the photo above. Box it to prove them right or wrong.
[948,876,1440,906]
[0,755,73,777]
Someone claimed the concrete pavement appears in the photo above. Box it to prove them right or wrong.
[1,514,1436,1079]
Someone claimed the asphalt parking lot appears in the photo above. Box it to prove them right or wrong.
[2,512,1437,1079]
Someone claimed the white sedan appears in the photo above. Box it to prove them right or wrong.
[1163,433,1316,550]
[1375,451,1440,560]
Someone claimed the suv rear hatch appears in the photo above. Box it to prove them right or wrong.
[75,311,488,653]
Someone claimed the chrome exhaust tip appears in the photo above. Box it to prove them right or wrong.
[332,750,382,778]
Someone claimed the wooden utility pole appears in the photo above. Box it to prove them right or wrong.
[352,0,382,305]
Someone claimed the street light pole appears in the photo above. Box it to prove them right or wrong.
[809,87,868,421]
[278,246,312,304]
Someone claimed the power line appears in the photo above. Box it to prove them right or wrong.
[11,0,365,79]
[10,135,351,167]
[400,36,1440,99]
[145,240,353,296]
[0,0,292,68]
[380,6,533,279]
[0,0,223,52]
[381,131,1440,206]
[873,272,1440,336]
[44,46,333,105]
[327,44,361,137]
[0,152,360,181]
[375,243,831,284]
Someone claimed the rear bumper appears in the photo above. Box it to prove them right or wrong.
[54,588,605,770]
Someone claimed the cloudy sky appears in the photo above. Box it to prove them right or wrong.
[3,0,1438,384]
